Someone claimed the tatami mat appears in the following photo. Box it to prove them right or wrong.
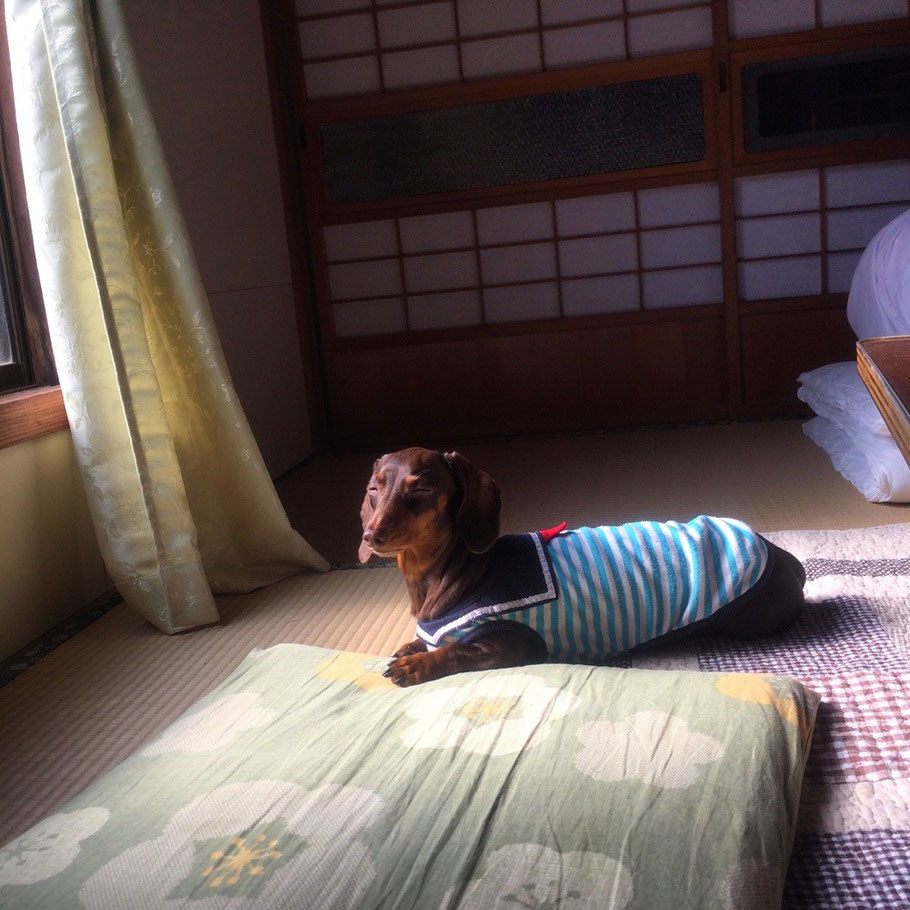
[2,419,908,844]
[0,565,411,844]
[279,419,910,567]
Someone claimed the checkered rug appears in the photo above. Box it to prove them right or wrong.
[700,526,910,908]
[610,523,909,906]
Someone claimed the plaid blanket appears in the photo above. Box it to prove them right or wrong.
[625,523,910,908]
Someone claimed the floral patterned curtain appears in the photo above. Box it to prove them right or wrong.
[5,0,328,632]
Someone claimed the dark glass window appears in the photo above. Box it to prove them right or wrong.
[743,45,910,153]
[322,74,706,204]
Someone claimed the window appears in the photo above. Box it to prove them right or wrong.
[0,9,65,448]
[742,44,910,154]
[0,177,32,393]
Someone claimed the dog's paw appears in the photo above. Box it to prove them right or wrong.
[383,651,438,687]
[392,638,427,659]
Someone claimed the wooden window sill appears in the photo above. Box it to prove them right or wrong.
[0,385,68,450]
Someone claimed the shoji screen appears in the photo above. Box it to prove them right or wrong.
[282,0,910,448]
[324,183,725,340]
[736,160,910,302]
[297,0,715,99]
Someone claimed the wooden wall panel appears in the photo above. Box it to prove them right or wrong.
[273,1,910,452]
[329,316,728,449]
[739,305,857,418]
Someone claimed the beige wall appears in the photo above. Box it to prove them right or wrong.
[121,0,312,477]
[1,0,313,659]
[0,433,108,660]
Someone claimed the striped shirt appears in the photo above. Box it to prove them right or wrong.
[416,516,768,660]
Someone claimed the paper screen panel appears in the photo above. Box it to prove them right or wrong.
[735,159,910,301]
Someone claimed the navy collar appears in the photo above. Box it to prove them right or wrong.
[416,532,558,646]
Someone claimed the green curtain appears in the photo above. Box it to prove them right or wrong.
[6,0,328,633]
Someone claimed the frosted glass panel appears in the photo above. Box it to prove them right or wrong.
[734,171,820,217]
[627,0,704,10]
[323,75,705,203]
[481,243,558,284]
[640,224,721,268]
[484,282,560,323]
[540,0,623,25]
[824,161,910,208]
[477,202,554,245]
[543,20,626,68]
[562,274,640,315]
[334,298,406,337]
[462,34,541,80]
[399,211,475,254]
[736,214,821,259]
[728,0,815,38]
[826,204,909,251]
[382,46,460,90]
[404,251,477,293]
[299,15,374,58]
[298,0,368,14]
[329,259,402,299]
[377,3,455,48]
[638,183,719,227]
[820,0,907,27]
[559,234,638,276]
[739,257,821,300]
[304,57,381,99]
[627,7,713,57]
[408,290,482,330]
[324,220,398,261]
[457,0,539,37]
[642,265,722,308]
[555,193,637,236]
[827,251,863,294]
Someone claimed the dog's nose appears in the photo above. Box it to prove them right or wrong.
[363,527,388,548]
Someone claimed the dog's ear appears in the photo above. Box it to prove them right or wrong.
[358,460,380,564]
[358,489,373,563]
[444,451,501,554]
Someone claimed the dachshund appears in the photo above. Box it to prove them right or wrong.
[359,447,806,687]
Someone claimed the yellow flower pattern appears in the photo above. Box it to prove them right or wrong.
[202,834,282,889]
[715,674,813,742]
[315,652,396,691]
[456,696,521,726]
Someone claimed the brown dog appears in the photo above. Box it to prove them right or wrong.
[360,447,806,687]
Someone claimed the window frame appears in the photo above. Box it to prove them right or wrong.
[0,6,66,449]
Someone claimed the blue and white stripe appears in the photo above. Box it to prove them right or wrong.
[523,517,767,659]
[419,516,768,660]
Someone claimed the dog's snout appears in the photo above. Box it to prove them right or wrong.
[362,526,388,548]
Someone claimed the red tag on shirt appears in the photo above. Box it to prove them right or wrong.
[538,521,567,543]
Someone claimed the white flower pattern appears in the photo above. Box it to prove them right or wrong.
[139,693,277,756]
[447,843,634,909]
[719,858,781,909]
[0,808,109,886]
[79,781,382,909]
[575,711,724,787]
[399,673,579,756]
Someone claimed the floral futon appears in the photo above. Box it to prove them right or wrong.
[0,642,816,909]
